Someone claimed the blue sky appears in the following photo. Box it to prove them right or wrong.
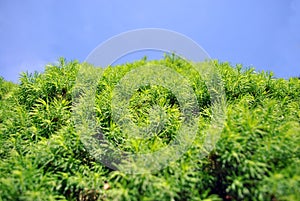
[0,0,299,82]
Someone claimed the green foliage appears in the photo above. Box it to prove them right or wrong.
[0,77,16,122]
[17,58,79,109]
[0,57,299,200]
[0,77,15,100]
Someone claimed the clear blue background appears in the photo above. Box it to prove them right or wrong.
[1,0,299,82]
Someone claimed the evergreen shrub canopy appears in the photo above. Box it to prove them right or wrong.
[0,56,299,201]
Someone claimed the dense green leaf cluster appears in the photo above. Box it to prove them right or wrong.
[0,56,299,200]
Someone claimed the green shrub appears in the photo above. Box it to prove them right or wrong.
[0,56,299,200]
